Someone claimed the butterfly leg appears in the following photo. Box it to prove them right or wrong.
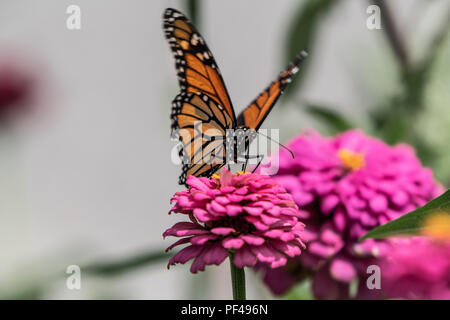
[251,154,264,173]
[242,157,248,172]
[239,153,264,173]
[241,150,261,172]
[242,144,250,172]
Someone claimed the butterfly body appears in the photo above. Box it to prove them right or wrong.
[163,8,307,185]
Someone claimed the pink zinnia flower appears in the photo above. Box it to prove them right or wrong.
[163,168,306,273]
[258,130,442,298]
[381,237,450,300]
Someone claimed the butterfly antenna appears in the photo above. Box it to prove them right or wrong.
[257,131,295,159]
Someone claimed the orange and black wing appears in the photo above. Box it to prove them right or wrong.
[237,51,308,130]
[172,91,233,185]
[163,8,236,128]
[163,8,236,185]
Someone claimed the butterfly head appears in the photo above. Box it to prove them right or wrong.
[234,126,258,140]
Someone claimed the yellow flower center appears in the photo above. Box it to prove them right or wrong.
[212,171,250,180]
[422,213,450,241]
[236,171,251,176]
[337,149,365,171]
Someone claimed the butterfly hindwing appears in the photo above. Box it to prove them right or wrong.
[179,163,225,186]
[171,91,230,185]
[237,51,308,130]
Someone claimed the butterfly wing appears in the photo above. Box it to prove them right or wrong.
[163,8,236,125]
[179,163,225,186]
[163,8,236,185]
[237,51,308,130]
[171,91,232,185]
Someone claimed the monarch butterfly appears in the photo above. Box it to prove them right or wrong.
[163,8,307,185]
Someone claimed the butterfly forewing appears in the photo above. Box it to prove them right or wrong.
[163,8,236,124]
[237,51,308,130]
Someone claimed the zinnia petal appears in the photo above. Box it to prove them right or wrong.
[233,246,257,268]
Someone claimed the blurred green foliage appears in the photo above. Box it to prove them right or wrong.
[284,0,339,98]
[187,0,200,28]
[0,283,46,300]
[304,104,355,134]
[82,250,169,277]
[286,0,450,185]
[281,279,314,300]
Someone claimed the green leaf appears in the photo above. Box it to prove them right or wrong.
[0,284,46,300]
[305,104,354,134]
[281,279,314,300]
[360,189,450,240]
[284,0,339,98]
[83,249,170,277]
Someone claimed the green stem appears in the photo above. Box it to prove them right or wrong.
[229,251,246,300]
[187,0,200,27]
[373,0,410,72]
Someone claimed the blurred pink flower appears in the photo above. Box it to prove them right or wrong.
[163,168,306,273]
[258,130,442,298]
[381,237,450,300]
[0,59,34,123]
